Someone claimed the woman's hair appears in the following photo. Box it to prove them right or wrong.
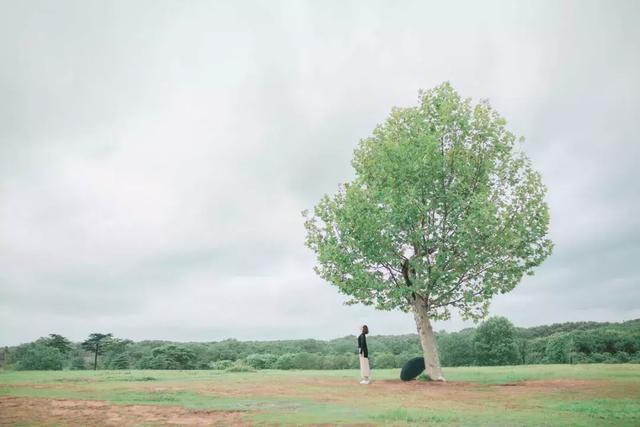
[362,325,369,334]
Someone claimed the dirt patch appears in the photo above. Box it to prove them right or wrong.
[192,377,618,408]
[504,379,602,389]
[363,380,489,409]
[0,396,249,426]
[500,379,640,399]
[312,378,625,411]
[487,379,613,396]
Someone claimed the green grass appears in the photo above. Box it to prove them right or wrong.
[372,408,460,424]
[1,365,639,426]
[439,363,640,384]
[549,399,640,422]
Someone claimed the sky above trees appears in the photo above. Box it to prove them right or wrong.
[1,0,638,345]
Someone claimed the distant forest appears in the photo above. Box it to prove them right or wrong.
[2,317,639,371]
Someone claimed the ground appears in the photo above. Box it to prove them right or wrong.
[1,365,639,426]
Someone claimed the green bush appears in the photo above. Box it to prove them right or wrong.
[245,353,278,369]
[372,352,396,369]
[109,353,131,369]
[589,353,613,363]
[544,335,576,363]
[438,330,475,366]
[291,352,319,369]
[138,345,197,369]
[210,359,233,370]
[324,354,355,369]
[615,351,631,363]
[69,348,87,370]
[16,344,64,370]
[417,372,432,381]
[275,353,296,370]
[225,360,256,372]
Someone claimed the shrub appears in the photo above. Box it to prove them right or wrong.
[16,344,64,370]
[109,353,131,369]
[138,345,197,370]
[615,351,631,363]
[544,335,576,364]
[245,353,278,370]
[438,330,476,367]
[372,352,396,369]
[275,353,296,370]
[210,359,233,370]
[589,353,611,363]
[417,372,432,381]
[225,360,256,372]
[525,337,549,364]
[69,348,87,370]
[291,352,320,369]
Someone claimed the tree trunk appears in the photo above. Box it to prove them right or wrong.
[412,300,445,381]
[93,345,98,371]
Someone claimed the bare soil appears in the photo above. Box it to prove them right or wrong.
[0,396,249,426]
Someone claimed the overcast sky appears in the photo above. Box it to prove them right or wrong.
[1,1,639,346]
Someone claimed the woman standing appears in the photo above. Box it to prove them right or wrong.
[358,325,370,384]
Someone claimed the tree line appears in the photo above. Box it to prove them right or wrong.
[2,317,638,371]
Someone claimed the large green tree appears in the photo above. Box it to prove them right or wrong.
[474,316,520,366]
[81,333,113,370]
[437,329,476,367]
[304,83,552,380]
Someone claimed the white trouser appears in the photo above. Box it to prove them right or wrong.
[359,353,370,378]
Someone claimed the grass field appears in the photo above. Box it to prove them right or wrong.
[1,364,639,426]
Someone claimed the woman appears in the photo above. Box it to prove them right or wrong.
[357,325,370,384]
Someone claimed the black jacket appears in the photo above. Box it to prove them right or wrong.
[358,333,368,358]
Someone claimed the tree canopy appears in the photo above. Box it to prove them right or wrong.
[42,334,72,355]
[474,316,520,366]
[304,82,553,321]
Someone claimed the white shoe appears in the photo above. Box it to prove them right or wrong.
[360,380,370,384]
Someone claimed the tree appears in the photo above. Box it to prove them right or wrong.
[210,359,233,370]
[70,348,87,370]
[42,334,72,355]
[245,353,278,370]
[291,352,320,369]
[437,329,476,366]
[139,345,197,369]
[81,333,113,370]
[372,352,397,368]
[474,316,520,366]
[109,353,131,369]
[544,334,576,364]
[0,347,7,368]
[516,338,528,364]
[16,343,64,370]
[275,353,296,370]
[102,338,133,367]
[304,83,552,380]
